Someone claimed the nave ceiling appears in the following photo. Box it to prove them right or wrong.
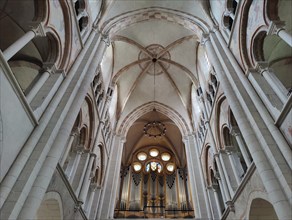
[98,0,214,164]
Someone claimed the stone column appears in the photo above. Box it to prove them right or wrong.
[79,153,97,206]
[183,136,202,217]
[85,184,97,215]
[247,71,280,119]
[12,33,106,220]
[193,133,213,219]
[214,154,231,203]
[218,150,234,196]
[225,150,241,185]
[3,23,46,61]
[198,95,232,202]
[256,62,288,104]
[98,136,125,219]
[202,32,291,220]
[212,28,291,169]
[212,185,223,217]
[230,127,251,166]
[26,64,56,103]
[68,147,84,183]
[60,128,79,167]
[268,21,292,47]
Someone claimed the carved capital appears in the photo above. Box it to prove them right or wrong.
[31,23,46,37]
[213,153,219,158]
[200,33,211,46]
[90,152,97,158]
[70,127,80,137]
[74,200,84,212]
[267,20,285,36]
[230,126,240,137]
[214,171,220,180]
[226,200,235,212]
[101,33,111,47]
[255,62,270,75]
[225,147,235,154]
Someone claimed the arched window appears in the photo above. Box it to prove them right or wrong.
[73,0,89,34]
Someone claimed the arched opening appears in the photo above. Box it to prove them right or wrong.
[35,192,63,220]
[115,109,194,218]
[249,198,278,220]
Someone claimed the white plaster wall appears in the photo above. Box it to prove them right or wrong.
[0,67,34,181]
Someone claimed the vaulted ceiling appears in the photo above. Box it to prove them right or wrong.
[99,0,213,165]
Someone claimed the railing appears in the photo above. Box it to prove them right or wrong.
[114,206,194,218]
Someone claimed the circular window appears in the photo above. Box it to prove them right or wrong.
[149,148,159,157]
[166,163,175,172]
[137,152,147,161]
[133,162,142,172]
[161,152,171,161]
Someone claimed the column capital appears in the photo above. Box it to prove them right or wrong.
[219,149,226,154]
[70,127,80,137]
[267,20,285,36]
[255,62,271,75]
[74,145,85,153]
[230,126,240,137]
[31,23,46,37]
[90,152,97,158]
[74,200,84,212]
[212,183,220,191]
[213,153,219,158]
[42,63,57,74]
[225,200,235,212]
[211,25,219,33]
[200,33,211,46]
[182,135,190,143]
[214,171,220,180]
[120,136,127,143]
[101,33,111,47]
[225,147,235,154]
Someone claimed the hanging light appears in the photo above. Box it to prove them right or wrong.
[143,57,167,138]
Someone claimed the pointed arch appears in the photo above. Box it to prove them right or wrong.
[99,7,210,38]
[117,102,190,137]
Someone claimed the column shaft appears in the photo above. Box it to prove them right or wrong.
[227,152,241,185]
[98,136,125,219]
[183,137,201,217]
[26,70,51,103]
[214,155,231,202]
[219,152,234,196]
[3,31,36,61]
[203,32,291,220]
[213,188,223,217]
[69,150,83,183]
[231,128,251,166]
[60,130,78,167]
[3,32,105,220]
[85,186,96,215]
[79,153,96,205]
[278,29,292,47]
[261,69,288,104]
